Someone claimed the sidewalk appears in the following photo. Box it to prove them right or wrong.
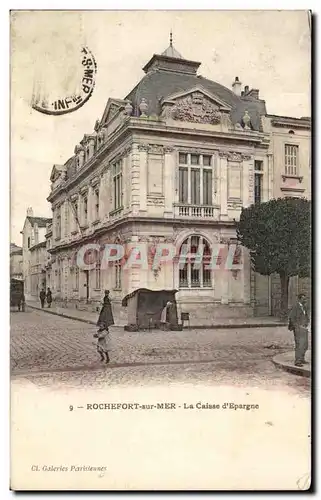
[272,350,311,377]
[26,300,287,330]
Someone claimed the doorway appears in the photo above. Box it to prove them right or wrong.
[84,270,89,302]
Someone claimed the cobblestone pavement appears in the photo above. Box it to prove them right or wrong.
[11,309,310,396]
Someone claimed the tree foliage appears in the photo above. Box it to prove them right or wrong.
[236,197,311,279]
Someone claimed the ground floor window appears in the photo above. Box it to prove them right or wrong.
[179,235,212,288]
[95,261,101,290]
[115,262,122,290]
[71,267,79,291]
[57,268,62,292]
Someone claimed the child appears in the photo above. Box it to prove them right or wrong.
[94,323,110,364]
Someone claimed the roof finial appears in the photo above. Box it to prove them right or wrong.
[170,29,173,47]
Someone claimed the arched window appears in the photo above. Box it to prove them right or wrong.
[179,235,212,288]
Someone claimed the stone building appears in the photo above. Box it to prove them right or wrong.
[47,40,310,323]
[256,114,311,315]
[10,243,23,280]
[21,208,52,299]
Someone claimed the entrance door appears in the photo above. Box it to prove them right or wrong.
[84,270,89,302]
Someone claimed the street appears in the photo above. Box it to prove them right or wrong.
[10,308,311,490]
[11,308,310,395]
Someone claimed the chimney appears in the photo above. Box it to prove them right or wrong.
[232,76,242,96]
[247,88,259,100]
[27,207,33,217]
[244,85,249,95]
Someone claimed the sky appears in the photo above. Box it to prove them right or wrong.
[10,10,311,245]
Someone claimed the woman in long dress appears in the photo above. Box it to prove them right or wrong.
[160,301,172,330]
[95,290,114,363]
[97,290,114,331]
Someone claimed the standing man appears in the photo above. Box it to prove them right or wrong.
[46,287,52,308]
[288,293,310,367]
[39,288,46,308]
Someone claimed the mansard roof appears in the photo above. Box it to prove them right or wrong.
[124,46,266,131]
[125,71,265,131]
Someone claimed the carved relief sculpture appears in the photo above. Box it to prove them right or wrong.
[170,93,221,125]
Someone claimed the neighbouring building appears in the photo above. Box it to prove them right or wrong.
[21,208,52,299]
[253,114,311,316]
[46,39,310,323]
[10,243,23,280]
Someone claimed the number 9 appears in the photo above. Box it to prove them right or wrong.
[69,405,73,411]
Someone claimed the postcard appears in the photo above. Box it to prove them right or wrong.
[10,10,311,491]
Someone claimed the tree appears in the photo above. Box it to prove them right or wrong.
[236,197,311,317]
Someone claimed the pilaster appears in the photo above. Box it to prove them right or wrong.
[219,153,228,220]
[164,147,175,217]
[131,144,141,215]
[221,271,229,304]
[248,158,255,206]
[267,153,273,200]
[137,144,148,212]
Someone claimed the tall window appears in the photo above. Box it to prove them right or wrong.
[285,144,298,176]
[72,200,78,231]
[56,208,61,239]
[254,160,263,204]
[27,237,30,248]
[57,267,62,292]
[178,153,213,205]
[82,194,88,225]
[179,236,212,289]
[95,260,101,290]
[115,262,122,289]
[64,204,69,237]
[113,161,123,210]
[94,187,100,220]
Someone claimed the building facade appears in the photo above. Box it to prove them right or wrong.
[47,42,310,323]
[10,243,23,280]
[21,208,52,299]
[261,114,311,315]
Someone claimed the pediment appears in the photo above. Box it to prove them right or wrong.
[100,98,127,127]
[161,86,231,125]
[162,86,232,112]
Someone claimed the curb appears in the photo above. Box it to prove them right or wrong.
[12,357,230,378]
[26,304,97,326]
[272,351,311,378]
[26,304,287,330]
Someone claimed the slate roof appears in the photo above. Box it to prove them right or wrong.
[27,217,52,228]
[10,243,22,255]
[161,44,183,59]
[126,54,266,131]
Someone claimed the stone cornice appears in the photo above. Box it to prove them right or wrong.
[48,117,268,202]
[49,216,236,253]
[47,130,133,202]
[270,117,311,130]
